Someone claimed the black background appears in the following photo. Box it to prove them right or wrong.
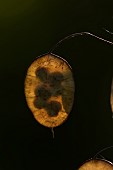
[0,0,113,169]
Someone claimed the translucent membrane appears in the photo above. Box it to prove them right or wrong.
[110,79,113,114]
[24,53,75,128]
[78,159,113,170]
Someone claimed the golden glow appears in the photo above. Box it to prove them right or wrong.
[78,159,113,170]
[24,54,75,128]
[110,79,113,113]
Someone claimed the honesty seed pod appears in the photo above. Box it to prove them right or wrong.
[78,159,113,170]
[24,53,75,130]
[110,79,113,116]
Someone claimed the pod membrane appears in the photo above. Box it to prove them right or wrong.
[24,53,75,128]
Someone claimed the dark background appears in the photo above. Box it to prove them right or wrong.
[0,0,113,169]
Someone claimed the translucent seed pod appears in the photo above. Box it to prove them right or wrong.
[78,159,113,170]
[110,79,113,116]
[24,53,75,129]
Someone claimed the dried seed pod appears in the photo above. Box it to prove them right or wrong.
[110,79,113,115]
[24,53,75,128]
[78,159,113,170]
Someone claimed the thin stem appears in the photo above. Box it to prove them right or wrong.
[49,31,113,54]
[51,127,55,138]
[93,146,113,159]
[103,28,113,35]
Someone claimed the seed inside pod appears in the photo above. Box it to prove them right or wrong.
[24,54,75,128]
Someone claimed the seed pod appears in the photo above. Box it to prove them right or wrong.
[110,79,113,114]
[24,53,75,128]
[78,159,113,170]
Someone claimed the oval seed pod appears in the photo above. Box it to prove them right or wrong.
[78,159,113,170]
[24,53,75,128]
[110,79,113,115]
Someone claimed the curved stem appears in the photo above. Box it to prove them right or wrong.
[49,31,113,54]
